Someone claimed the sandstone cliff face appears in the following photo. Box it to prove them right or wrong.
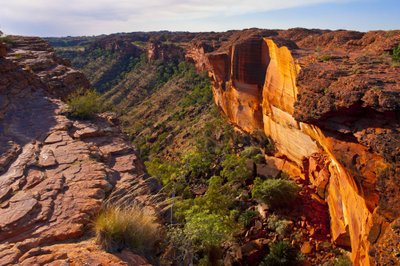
[205,30,400,266]
[147,41,185,62]
[0,38,160,265]
[185,40,220,72]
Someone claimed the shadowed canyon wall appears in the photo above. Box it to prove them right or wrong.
[205,34,399,266]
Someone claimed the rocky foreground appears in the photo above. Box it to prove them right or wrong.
[0,38,162,265]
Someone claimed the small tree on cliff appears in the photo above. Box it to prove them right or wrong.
[252,177,299,209]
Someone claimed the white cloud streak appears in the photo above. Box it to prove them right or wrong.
[0,0,353,36]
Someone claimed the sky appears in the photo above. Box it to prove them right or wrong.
[0,0,399,37]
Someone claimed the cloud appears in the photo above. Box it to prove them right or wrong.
[0,0,353,36]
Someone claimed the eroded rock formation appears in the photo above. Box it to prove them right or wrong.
[203,29,400,265]
[147,41,185,62]
[0,38,161,265]
[4,36,90,99]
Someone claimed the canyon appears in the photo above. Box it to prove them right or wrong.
[202,29,400,265]
[0,28,399,265]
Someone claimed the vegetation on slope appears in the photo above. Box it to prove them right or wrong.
[392,43,400,63]
[51,35,350,265]
[66,89,106,119]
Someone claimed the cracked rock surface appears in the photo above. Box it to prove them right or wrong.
[0,39,161,265]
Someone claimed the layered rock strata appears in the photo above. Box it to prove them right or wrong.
[147,41,185,62]
[4,36,90,99]
[204,30,400,266]
[0,39,161,265]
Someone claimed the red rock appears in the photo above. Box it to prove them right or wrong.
[256,163,280,178]
[5,36,90,99]
[202,29,400,266]
[301,242,313,254]
[38,147,57,167]
[0,37,162,265]
[185,41,213,71]
[241,238,269,257]
[112,154,137,173]
[0,42,6,57]
[147,41,185,62]
[73,124,101,139]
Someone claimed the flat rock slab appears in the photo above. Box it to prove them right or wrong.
[0,40,160,265]
[112,154,137,173]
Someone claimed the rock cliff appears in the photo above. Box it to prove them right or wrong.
[4,36,90,99]
[147,41,185,62]
[0,38,161,265]
[43,29,399,265]
[204,29,400,266]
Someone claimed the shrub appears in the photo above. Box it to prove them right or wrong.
[67,89,104,119]
[252,178,299,209]
[221,155,252,183]
[167,225,193,264]
[180,83,213,108]
[186,176,235,216]
[241,146,262,158]
[266,214,292,236]
[392,44,400,62]
[145,158,180,186]
[319,54,332,62]
[181,151,214,179]
[333,255,352,266]
[241,146,265,164]
[173,176,238,254]
[94,204,160,253]
[260,241,300,266]
[0,35,14,45]
[239,210,258,228]
[184,210,234,250]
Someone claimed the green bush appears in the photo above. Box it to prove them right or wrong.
[241,146,262,158]
[0,36,14,45]
[94,204,160,253]
[186,176,235,216]
[241,146,265,164]
[392,44,400,62]
[67,89,104,119]
[252,178,299,209]
[333,255,352,266]
[239,210,258,228]
[181,151,214,179]
[319,54,332,62]
[173,176,238,252]
[180,84,213,108]
[266,214,292,236]
[184,210,234,250]
[166,225,193,265]
[260,241,300,266]
[145,158,180,186]
[221,155,252,183]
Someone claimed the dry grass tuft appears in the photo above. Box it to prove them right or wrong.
[94,204,160,253]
